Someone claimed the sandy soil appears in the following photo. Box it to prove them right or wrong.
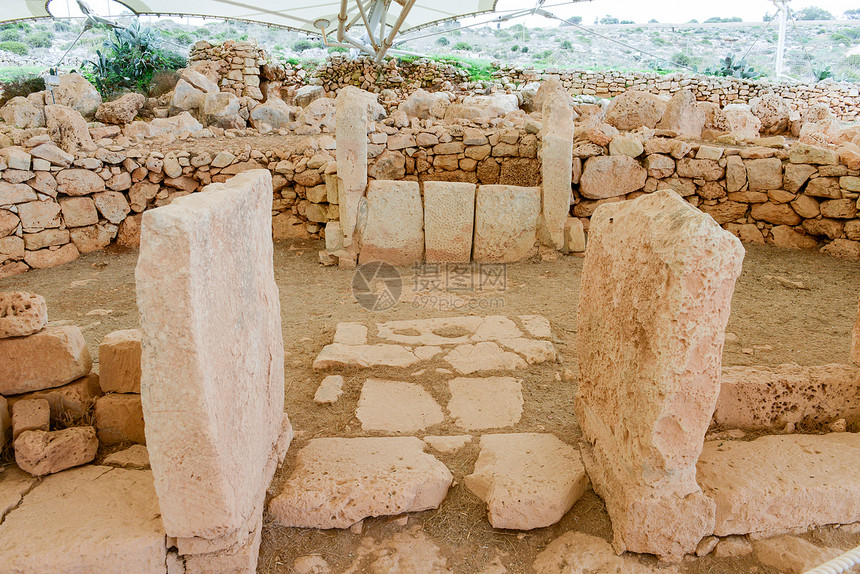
[2,240,859,574]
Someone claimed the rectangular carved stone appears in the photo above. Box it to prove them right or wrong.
[0,325,92,395]
[136,169,292,564]
[539,94,574,249]
[574,189,744,560]
[423,181,475,263]
[336,86,368,248]
[473,185,540,263]
[358,180,424,266]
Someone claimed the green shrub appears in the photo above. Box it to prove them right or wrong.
[0,74,45,107]
[671,52,692,67]
[453,41,471,50]
[600,15,619,24]
[521,46,528,53]
[0,41,28,55]
[436,36,449,46]
[24,30,54,48]
[847,54,860,67]
[53,21,71,32]
[293,39,313,52]
[796,6,834,20]
[173,32,193,45]
[560,40,573,50]
[193,27,211,37]
[328,46,348,53]
[0,29,21,42]
[511,45,519,51]
[86,21,185,98]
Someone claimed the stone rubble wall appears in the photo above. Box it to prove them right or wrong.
[1,122,860,278]
[187,42,860,122]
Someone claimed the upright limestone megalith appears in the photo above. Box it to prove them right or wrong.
[336,86,369,249]
[539,91,574,250]
[136,169,292,572]
[852,295,859,367]
[574,189,744,560]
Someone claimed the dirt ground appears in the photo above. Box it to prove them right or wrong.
[2,240,859,573]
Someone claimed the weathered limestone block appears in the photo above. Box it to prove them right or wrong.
[94,393,146,445]
[0,395,10,448]
[575,189,744,559]
[715,364,860,429]
[358,180,424,266]
[99,329,142,393]
[540,93,574,249]
[423,181,475,263]
[698,433,860,536]
[336,86,368,248]
[604,90,668,130]
[268,437,453,528]
[745,158,783,191]
[0,291,47,338]
[473,185,540,263]
[0,325,92,395]
[465,433,588,530]
[6,373,103,424]
[136,169,291,559]
[14,426,98,476]
[0,465,167,573]
[45,104,95,152]
[580,155,647,199]
[656,89,705,139]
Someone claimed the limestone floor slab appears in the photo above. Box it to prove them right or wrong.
[269,437,453,529]
[446,377,523,430]
[0,465,167,573]
[444,342,527,375]
[357,379,444,433]
[533,532,677,574]
[313,343,420,370]
[697,433,860,536]
[0,465,36,522]
[465,433,588,530]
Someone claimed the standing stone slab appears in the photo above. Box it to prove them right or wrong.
[473,185,540,263]
[423,181,475,263]
[136,169,292,562]
[358,180,424,266]
[336,86,368,248]
[540,93,574,249]
[574,189,744,559]
[852,296,859,366]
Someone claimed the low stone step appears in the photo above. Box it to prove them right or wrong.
[697,433,860,537]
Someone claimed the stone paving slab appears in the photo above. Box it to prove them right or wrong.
[357,379,444,433]
[446,377,523,430]
[444,342,527,375]
[313,343,421,370]
[465,433,588,530]
[269,437,453,529]
[698,433,860,536]
[0,465,167,573]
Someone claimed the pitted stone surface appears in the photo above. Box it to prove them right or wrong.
[446,377,523,430]
[136,169,291,548]
[357,379,444,433]
[359,180,424,266]
[698,433,860,537]
[473,185,540,263]
[14,426,98,476]
[714,364,860,429]
[0,325,92,395]
[0,292,47,338]
[313,343,420,370]
[444,342,527,375]
[268,437,453,529]
[575,189,744,559]
[423,181,476,263]
[0,465,167,573]
[465,433,588,530]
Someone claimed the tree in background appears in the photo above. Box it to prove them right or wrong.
[600,15,620,25]
[845,8,860,19]
[796,6,834,20]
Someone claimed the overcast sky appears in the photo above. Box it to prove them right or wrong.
[493,0,857,26]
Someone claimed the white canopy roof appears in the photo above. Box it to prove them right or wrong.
[4,0,499,58]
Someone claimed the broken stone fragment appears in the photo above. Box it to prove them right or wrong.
[103,444,150,469]
[14,426,98,476]
[0,292,47,339]
[465,433,588,530]
[11,398,50,439]
[313,375,344,404]
[269,437,452,529]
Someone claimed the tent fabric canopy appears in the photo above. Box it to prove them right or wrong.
[1,0,498,36]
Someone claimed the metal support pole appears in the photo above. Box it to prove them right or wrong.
[774,0,789,78]
[375,0,417,61]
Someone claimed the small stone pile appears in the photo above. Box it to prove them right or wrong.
[0,291,146,477]
[187,40,268,100]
